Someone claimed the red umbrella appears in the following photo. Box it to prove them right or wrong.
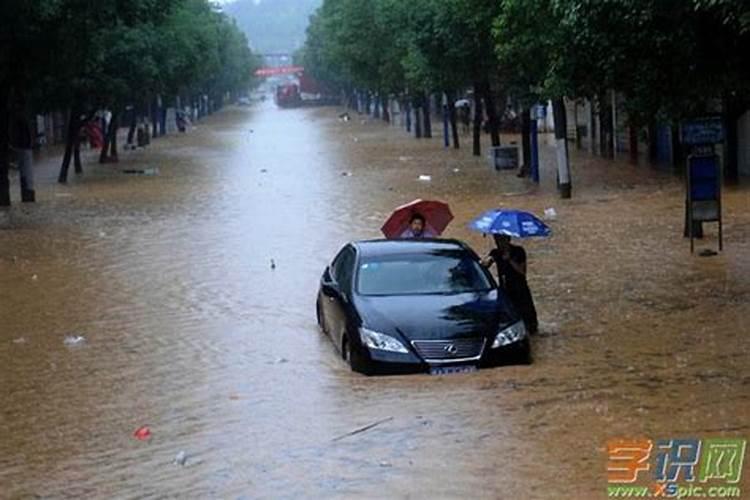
[381,199,454,238]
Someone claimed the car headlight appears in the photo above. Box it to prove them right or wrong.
[491,321,527,348]
[359,327,409,353]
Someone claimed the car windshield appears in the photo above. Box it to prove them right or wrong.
[357,250,493,296]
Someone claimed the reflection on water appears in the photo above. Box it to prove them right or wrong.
[1,101,748,499]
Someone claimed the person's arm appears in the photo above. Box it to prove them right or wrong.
[480,253,495,268]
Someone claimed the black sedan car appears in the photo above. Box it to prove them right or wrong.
[316,239,530,375]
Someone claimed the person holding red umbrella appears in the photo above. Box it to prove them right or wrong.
[400,213,437,238]
[381,199,453,239]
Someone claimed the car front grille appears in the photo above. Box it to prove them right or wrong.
[411,338,486,363]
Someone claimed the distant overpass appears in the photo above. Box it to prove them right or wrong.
[254,66,304,77]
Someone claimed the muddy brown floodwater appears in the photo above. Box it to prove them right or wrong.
[1,102,749,499]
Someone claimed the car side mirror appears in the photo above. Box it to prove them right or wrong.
[322,266,333,283]
[322,281,341,297]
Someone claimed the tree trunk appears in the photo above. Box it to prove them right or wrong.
[0,86,10,207]
[448,93,460,149]
[99,112,118,163]
[109,111,119,161]
[151,98,160,138]
[598,93,611,158]
[483,81,500,147]
[373,94,381,119]
[127,107,137,146]
[724,96,745,185]
[629,125,638,165]
[414,103,422,139]
[405,100,411,133]
[74,134,82,172]
[472,83,483,156]
[422,93,432,138]
[365,93,372,116]
[552,98,572,198]
[520,108,531,175]
[159,106,166,136]
[647,121,658,164]
[382,97,390,123]
[670,123,683,172]
[59,107,81,183]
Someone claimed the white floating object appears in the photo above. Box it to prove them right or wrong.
[418,175,431,181]
[174,451,188,466]
[452,168,460,173]
[543,208,557,220]
[64,335,86,346]
[31,274,38,281]
[13,337,26,344]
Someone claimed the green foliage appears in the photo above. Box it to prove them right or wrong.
[1,0,259,113]
[302,0,748,124]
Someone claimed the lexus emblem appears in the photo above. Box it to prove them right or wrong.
[444,344,458,355]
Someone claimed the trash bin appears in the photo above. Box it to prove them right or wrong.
[489,145,519,170]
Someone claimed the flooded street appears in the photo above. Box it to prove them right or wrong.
[1,102,749,499]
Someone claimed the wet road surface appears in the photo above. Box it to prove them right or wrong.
[1,102,749,499]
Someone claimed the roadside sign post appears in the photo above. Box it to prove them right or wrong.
[682,117,725,254]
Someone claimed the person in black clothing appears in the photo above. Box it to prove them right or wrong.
[481,234,539,334]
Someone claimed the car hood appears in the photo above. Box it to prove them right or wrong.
[354,290,518,341]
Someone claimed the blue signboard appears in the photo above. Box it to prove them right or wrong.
[681,117,725,145]
[689,155,720,201]
[686,153,722,253]
[533,104,546,120]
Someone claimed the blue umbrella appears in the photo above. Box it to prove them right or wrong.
[469,209,551,238]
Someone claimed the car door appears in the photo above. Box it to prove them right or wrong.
[321,246,353,342]
[322,245,355,351]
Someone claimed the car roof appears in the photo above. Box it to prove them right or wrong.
[351,238,472,258]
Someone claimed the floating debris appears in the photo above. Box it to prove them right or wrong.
[332,416,394,442]
[543,208,557,220]
[122,167,159,176]
[133,426,152,441]
[341,171,353,177]
[270,259,276,270]
[418,175,431,181]
[12,337,26,345]
[173,450,188,466]
[63,335,86,346]
[31,274,38,281]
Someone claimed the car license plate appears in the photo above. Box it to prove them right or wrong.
[429,365,477,375]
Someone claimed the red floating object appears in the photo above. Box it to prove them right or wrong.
[133,426,151,441]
